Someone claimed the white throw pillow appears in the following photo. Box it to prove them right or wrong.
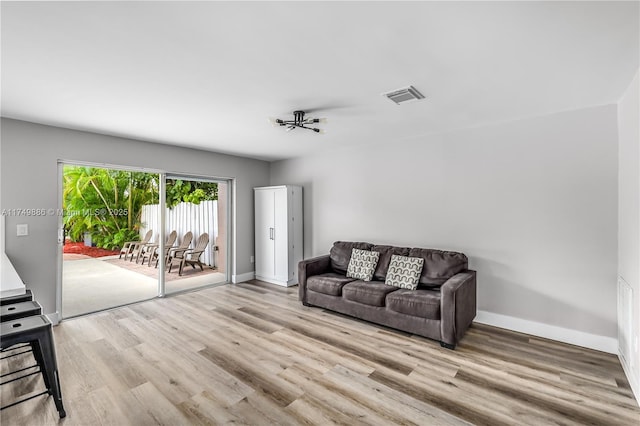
[385,255,424,290]
[346,248,380,281]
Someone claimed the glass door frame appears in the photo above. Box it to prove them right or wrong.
[164,173,231,295]
[56,160,233,320]
[56,160,165,319]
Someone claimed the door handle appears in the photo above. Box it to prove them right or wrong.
[269,227,274,240]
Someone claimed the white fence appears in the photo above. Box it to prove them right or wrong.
[140,201,218,267]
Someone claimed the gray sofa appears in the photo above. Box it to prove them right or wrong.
[298,241,477,349]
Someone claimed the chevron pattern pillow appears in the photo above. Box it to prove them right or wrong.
[346,248,380,281]
[385,255,424,290]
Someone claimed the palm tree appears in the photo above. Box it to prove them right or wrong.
[63,166,159,249]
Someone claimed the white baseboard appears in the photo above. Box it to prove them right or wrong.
[619,353,640,405]
[46,312,61,325]
[474,310,618,354]
[232,271,255,283]
[255,275,298,287]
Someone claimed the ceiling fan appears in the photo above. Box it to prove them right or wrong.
[269,110,327,133]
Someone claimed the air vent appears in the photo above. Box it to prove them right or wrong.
[383,85,425,105]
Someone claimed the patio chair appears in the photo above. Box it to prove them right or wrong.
[119,230,152,261]
[142,230,177,266]
[130,231,155,263]
[160,231,193,268]
[168,233,209,276]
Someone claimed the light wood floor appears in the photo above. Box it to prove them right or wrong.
[1,281,639,425]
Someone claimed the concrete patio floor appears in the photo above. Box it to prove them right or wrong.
[62,256,226,318]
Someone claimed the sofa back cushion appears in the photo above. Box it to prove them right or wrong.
[408,248,468,287]
[330,241,373,274]
[371,245,411,281]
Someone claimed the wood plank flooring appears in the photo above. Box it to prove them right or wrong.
[1,280,638,425]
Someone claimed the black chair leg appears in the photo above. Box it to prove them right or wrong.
[38,332,66,418]
[30,341,51,391]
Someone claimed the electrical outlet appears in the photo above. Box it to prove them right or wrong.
[250,255,254,263]
[16,224,28,236]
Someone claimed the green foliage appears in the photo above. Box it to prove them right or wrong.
[166,179,217,208]
[64,168,217,249]
[92,228,140,251]
[63,166,159,249]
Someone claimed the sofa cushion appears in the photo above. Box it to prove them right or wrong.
[346,248,380,281]
[330,241,373,274]
[408,248,468,288]
[385,255,424,290]
[386,289,441,320]
[371,245,411,281]
[307,273,356,296]
[342,281,398,307]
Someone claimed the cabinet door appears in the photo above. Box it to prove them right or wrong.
[273,188,289,282]
[255,189,275,278]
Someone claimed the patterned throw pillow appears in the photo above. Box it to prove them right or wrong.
[346,248,380,281]
[385,255,424,290]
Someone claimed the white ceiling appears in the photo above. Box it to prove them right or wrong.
[1,1,638,161]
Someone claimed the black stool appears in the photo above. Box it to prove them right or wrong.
[1,315,66,418]
[0,290,33,306]
[1,301,42,322]
[0,300,43,388]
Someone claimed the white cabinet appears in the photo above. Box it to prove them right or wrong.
[254,185,303,287]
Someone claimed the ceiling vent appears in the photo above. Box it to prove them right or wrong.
[383,85,425,105]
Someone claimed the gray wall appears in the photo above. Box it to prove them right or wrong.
[0,118,269,315]
[270,105,619,338]
[618,69,640,394]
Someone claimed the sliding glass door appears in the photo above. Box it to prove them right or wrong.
[163,176,229,294]
[59,163,231,319]
[60,164,160,318]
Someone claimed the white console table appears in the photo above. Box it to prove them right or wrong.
[1,252,26,298]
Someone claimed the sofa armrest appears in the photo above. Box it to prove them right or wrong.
[440,270,477,347]
[298,255,331,303]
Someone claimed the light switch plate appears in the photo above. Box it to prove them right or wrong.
[17,224,28,236]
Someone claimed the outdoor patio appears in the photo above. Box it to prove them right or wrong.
[62,254,226,318]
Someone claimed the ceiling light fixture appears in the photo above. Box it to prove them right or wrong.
[269,110,327,133]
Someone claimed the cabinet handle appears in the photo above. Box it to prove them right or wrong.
[269,227,274,240]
